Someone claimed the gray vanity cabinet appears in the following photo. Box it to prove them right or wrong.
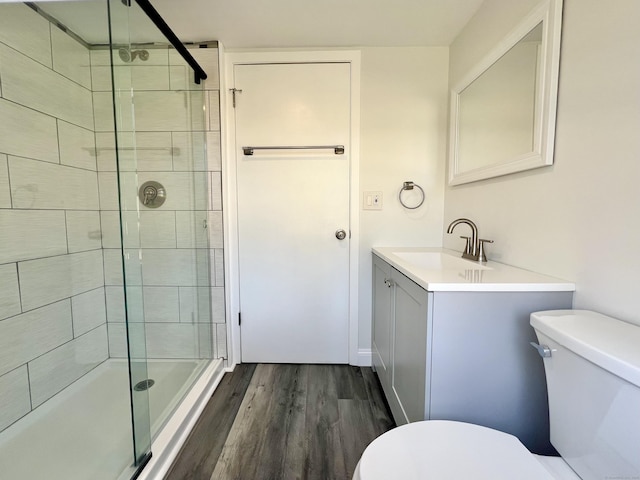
[372,255,393,394]
[373,254,429,424]
[371,253,573,455]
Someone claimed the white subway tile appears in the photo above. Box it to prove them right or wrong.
[92,91,116,132]
[91,65,119,92]
[0,263,21,321]
[103,210,176,249]
[206,131,222,171]
[0,154,10,208]
[71,288,106,337]
[141,249,209,287]
[144,287,179,323]
[211,287,225,323]
[94,133,116,171]
[139,211,176,248]
[0,366,31,432]
[123,286,145,324]
[0,99,59,164]
[97,172,119,210]
[103,248,143,287]
[208,211,223,248]
[127,91,206,132]
[107,323,127,358]
[172,131,208,171]
[51,27,91,89]
[0,4,52,68]
[105,286,125,323]
[216,323,228,358]
[95,131,173,172]
[169,65,193,92]
[145,323,201,358]
[58,121,96,171]
[66,211,102,253]
[211,171,222,211]
[99,211,121,249]
[0,300,73,377]
[29,325,108,407]
[105,285,145,324]
[103,249,123,286]
[199,323,213,359]
[90,49,110,66]
[99,170,144,213]
[18,250,104,311]
[179,286,211,324]
[208,90,220,131]
[213,249,225,287]
[176,211,208,249]
[117,171,141,212]
[0,44,93,130]
[0,210,67,264]
[93,64,170,92]
[9,157,99,210]
[90,62,112,92]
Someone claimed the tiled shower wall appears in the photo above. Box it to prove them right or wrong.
[0,4,107,432]
[91,46,226,360]
[0,4,225,434]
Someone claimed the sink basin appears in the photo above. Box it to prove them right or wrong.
[392,251,491,271]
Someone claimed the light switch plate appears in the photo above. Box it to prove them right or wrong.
[363,191,383,210]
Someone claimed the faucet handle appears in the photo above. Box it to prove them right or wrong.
[459,236,473,255]
[478,239,493,263]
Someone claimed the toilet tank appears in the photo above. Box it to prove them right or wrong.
[531,310,640,480]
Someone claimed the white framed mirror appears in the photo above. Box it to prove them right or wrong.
[448,0,563,185]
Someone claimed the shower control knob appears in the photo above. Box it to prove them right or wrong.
[335,229,347,240]
[138,181,166,208]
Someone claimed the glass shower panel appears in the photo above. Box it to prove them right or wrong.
[107,0,153,469]
[109,0,214,442]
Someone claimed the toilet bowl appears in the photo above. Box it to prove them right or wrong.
[353,420,579,480]
[355,310,640,480]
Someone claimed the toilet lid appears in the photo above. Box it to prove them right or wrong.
[357,421,556,480]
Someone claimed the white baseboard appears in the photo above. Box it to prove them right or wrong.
[356,348,372,367]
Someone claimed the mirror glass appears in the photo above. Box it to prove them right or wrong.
[458,23,541,172]
[448,1,562,185]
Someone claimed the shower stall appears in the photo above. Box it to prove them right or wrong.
[0,1,226,479]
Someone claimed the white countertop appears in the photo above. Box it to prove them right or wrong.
[373,247,575,292]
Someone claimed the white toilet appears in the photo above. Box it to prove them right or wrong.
[354,310,640,479]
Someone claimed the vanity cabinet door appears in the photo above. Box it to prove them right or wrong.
[372,255,393,393]
[391,269,428,425]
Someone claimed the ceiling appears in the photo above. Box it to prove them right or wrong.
[36,0,485,48]
[151,0,485,48]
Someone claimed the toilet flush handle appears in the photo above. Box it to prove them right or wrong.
[530,342,553,358]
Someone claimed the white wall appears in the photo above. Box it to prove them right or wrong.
[358,47,449,350]
[444,0,640,325]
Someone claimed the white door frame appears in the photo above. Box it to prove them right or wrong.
[221,49,361,367]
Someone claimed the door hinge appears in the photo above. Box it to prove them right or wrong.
[229,88,243,108]
[238,312,242,326]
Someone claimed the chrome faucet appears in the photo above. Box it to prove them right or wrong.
[446,218,493,262]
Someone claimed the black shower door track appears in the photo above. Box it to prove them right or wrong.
[123,0,208,84]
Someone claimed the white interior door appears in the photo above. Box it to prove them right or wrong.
[234,63,351,363]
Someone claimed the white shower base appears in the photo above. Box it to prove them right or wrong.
[0,358,222,480]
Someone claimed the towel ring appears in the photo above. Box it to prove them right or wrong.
[398,181,425,210]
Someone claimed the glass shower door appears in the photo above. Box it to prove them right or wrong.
[107,0,152,469]
[107,0,214,466]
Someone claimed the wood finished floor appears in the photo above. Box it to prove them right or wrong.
[165,364,395,480]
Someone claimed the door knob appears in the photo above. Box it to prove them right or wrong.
[335,229,347,240]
